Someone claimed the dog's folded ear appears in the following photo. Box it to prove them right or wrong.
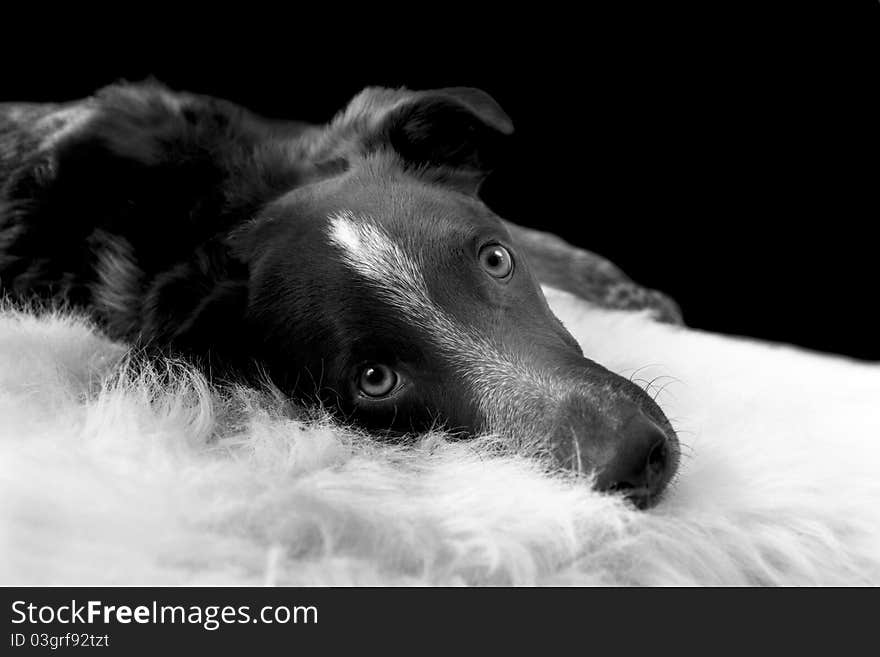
[316,87,514,192]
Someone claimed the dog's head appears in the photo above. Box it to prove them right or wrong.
[1,83,679,507]
[230,87,679,507]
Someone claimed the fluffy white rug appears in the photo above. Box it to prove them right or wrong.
[1,288,879,586]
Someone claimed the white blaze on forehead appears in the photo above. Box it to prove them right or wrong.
[327,210,579,439]
[328,209,426,303]
[327,212,365,257]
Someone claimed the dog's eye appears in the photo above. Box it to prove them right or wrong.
[358,364,399,398]
[478,244,513,279]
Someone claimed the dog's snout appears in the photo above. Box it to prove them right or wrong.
[549,389,679,509]
[594,412,675,509]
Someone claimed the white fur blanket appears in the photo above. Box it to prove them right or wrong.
[2,288,879,586]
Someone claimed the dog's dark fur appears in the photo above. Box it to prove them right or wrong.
[0,82,681,507]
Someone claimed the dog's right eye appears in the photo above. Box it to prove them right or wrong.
[478,243,513,279]
[358,364,399,398]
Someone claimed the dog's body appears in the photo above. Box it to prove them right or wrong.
[0,82,681,507]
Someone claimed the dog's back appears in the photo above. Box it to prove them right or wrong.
[1,85,308,351]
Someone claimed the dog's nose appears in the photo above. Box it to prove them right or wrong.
[549,394,679,508]
[593,412,675,509]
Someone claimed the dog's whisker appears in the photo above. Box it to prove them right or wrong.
[652,380,679,402]
[623,363,664,382]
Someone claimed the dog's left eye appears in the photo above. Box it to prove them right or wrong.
[478,244,513,279]
[358,364,399,398]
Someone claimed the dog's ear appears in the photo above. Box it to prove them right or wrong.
[315,87,514,193]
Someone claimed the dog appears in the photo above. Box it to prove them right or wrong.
[0,82,681,508]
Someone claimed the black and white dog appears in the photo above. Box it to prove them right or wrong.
[0,82,681,508]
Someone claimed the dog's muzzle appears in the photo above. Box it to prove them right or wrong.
[547,390,680,509]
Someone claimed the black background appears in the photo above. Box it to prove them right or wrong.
[2,4,878,358]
